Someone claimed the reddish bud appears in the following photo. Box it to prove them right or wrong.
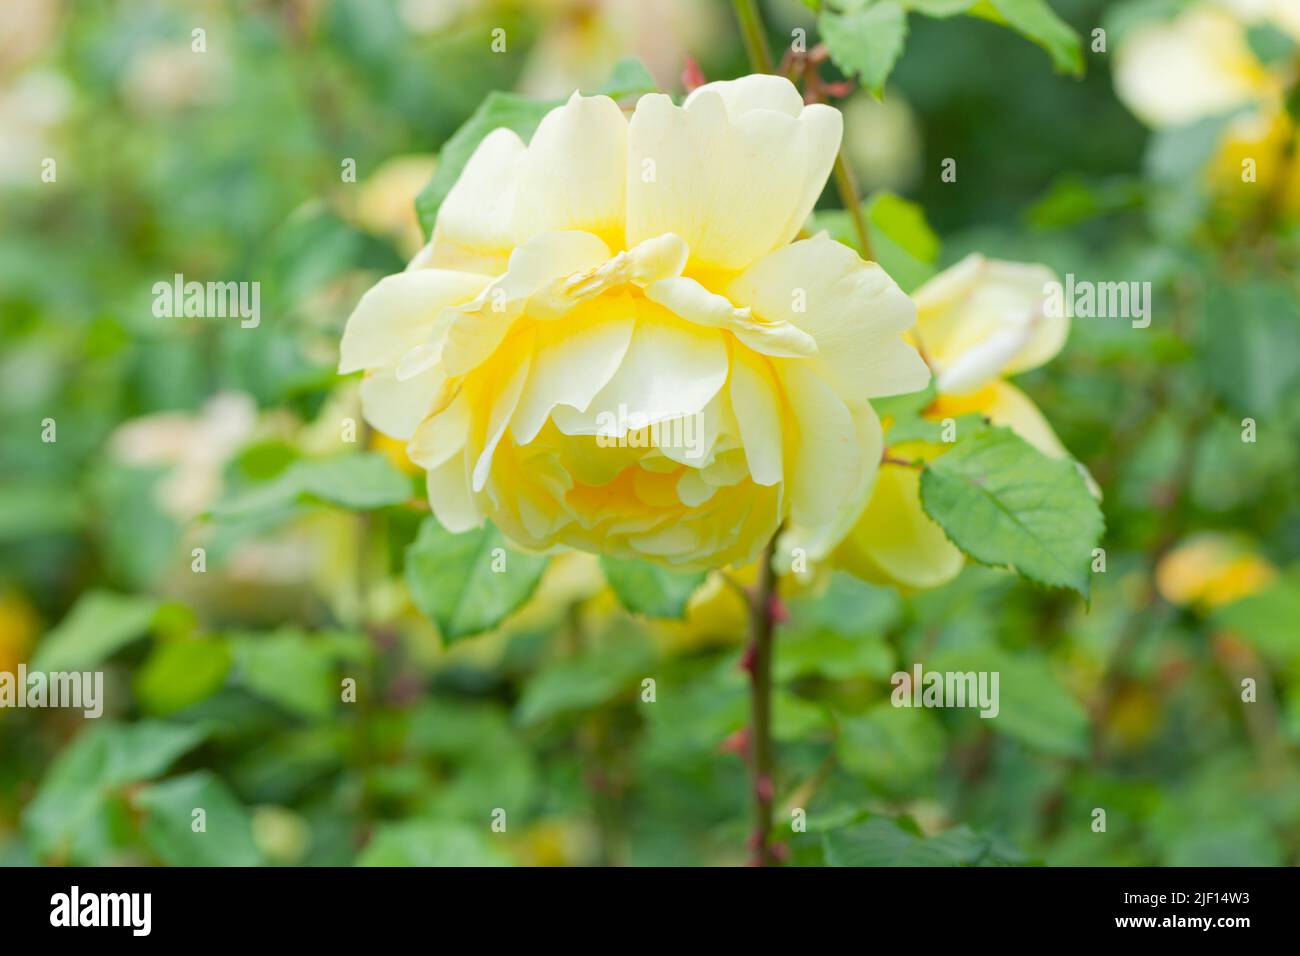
[681,56,706,93]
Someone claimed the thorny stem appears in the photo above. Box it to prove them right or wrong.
[727,0,802,869]
[745,533,781,866]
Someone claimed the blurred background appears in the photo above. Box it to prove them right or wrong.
[2,0,1298,866]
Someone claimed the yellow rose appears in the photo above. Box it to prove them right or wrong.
[836,254,1086,590]
[1114,2,1300,214]
[1156,533,1277,611]
[340,75,929,571]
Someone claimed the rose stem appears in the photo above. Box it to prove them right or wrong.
[745,533,781,866]
[731,0,775,74]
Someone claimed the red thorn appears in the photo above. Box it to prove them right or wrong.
[681,56,706,93]
[739,641,757,675]
[720,727,751,760]
[771,842,790,862]
[768,593,789,625]
[823,79,855,99]
[755,774,774,803]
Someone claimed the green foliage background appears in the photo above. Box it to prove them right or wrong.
[2,0,1298,866]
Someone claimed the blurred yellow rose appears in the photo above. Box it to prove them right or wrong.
[1156,533,1277,611]
[836,254,1088,590]
[340,75,929,572]
[1114,2,1300,215]
[354,154,437,259]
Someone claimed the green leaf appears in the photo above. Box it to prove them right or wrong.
[774,691,831,740]
[22,721,209,862]
[823,816,1025,865]
[0,482,84,541]
[214,452,411,518]
[885,411,987,447]
[786,571,904,637]
[823,817,967,866]
[599,557,707,619]
[865,191,940,291]
[136,771,262,866]
[405,517,549,640]
[415,92,555,240]
[231,631,337,720]
[135,637,232,715]
[1144,110,1244,183]
[929,644,1090,756]
[1247,22,1297,66]
[971,0,1083,76]
[357,820,510,866]
[905,0,977,15]
[775,629,895,682]
[819,2,910,97]
[919,426,1103,596]
[836,703,946,794]
[1212,573,1300,666]
[1199,281,1300,417]
[592,56,658,99]
[1026,175,1145,230]
[515,638,654,726]
[31,591,159,672]
[872,379,937,420]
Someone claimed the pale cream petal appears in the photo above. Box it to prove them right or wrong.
[429,127,526,269]
[644,276,817,357]
[728,346,784,486]
[1114,8,1271,128]
[510,301,636,444]
[359,365,444,440]
[531,233,686,319]
[426,453,482,533]
[782,399,883,560]
[727,235,930,401]
[471,343,533,492]
[407,390,470,471]
[683,74,806,117]
[836,462,964,591]
[429,94,628,266]
[676,470,717,507]
[440,231,610,377]
[982,379,1068,458]
[626,88,842,272]
[780,361,866,533]
[510,92,628,242]
[913,254,1064,394]
[783,104,842,241]
[551,300,728,436]
[338,269,489,374]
